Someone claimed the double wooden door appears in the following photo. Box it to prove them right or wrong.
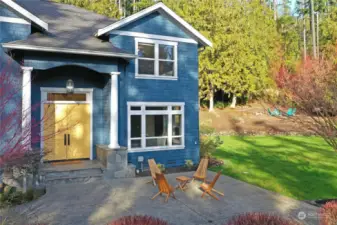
[43,103,90,161]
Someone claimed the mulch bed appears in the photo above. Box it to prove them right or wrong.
[306,199,337,207]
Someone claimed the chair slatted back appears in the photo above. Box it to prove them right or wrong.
[193,158,209,180]
[209,170,222,189]
[155,173,171,194]
[148,159,161,179]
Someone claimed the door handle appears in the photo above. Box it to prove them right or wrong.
[68,134,70,146]
[64,134,66,146]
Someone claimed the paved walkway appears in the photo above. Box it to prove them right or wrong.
[9,171,318,225]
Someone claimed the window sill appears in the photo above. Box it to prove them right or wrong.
[135,75,178,80]
[128,145,185,153]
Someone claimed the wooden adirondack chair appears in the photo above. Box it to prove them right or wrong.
[192,158,209,182]
[200,170,224,200]
[148,159,161,186]
[151,173,176,202]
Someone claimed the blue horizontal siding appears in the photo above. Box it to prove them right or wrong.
[119,12,191,39]
[0,47,22,155]
[0,22,31,43]
[0,4,21,17]
[0,5,31,43]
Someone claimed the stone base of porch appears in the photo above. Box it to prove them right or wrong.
[96,145,136,179]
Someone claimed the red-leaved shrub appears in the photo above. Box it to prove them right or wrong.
[320,201,337,225]
[225,212,302,225]
[108,215,169,225]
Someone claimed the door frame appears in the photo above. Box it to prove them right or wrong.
[40,87,94,160]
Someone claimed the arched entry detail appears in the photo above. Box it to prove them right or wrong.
[23,52,119,74]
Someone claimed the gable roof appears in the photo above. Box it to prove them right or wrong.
[1,0,48,31]
[95,2,212,47]
[2,0,135,59]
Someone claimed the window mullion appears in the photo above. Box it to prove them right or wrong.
[174,44,178,77]
[168,106,172,147]
[182,105,185,146]
[155,43,159,76]
[141,105,146,148]
[128,105,131,149]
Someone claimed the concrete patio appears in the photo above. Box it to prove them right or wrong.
[10,171,319,225]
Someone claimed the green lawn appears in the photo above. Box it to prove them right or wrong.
[210,136,337,200]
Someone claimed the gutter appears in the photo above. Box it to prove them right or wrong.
[2,43,136,59]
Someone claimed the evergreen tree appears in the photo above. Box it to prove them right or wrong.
[320,5,337,60]
[55,0,121,18]
[277,16,302,71]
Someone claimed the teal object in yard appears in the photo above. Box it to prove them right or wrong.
[268,108,281,116]
[286,108,296,117]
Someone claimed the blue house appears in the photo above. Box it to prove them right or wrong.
[0,0,212,170]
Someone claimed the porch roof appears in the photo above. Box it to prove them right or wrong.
[2,0,135,59]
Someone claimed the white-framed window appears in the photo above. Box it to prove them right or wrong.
[127,102,184,152]
[135,38,178,80]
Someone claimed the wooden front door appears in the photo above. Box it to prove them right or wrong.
[66,104,91,159]
[43,103,91,161]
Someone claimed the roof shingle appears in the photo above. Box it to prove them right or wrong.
[3,0,135,58]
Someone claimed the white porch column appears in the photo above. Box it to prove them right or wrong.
[109,72,121,149]
[21,67,33,149]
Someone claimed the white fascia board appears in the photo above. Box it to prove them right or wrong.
[1,0,48,31]
[0,16,30,25]
[2,43,136,59]
[110,30,197,44]
[95,2,212,47]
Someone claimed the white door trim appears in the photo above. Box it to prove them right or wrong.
[40,87,94,160]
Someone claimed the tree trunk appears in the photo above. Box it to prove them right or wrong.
[209,91,214,112]
[302,0,307,60]
[118,0,123,16]
[273,0,277,20]
[316,12,319,59]
[230,95,237,108]
[303,17,307,60]
[310,0,317,58]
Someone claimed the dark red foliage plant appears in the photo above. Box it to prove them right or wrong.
[225,212,302,225]
[274,58,337,152]
[107,215,170,225]
[320,201,337,225]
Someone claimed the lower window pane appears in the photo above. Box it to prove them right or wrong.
[172,137,182,146]
[146,115,168,137]
[146,138,168,147]
[131,139,141,148]
[131,115,141,138]
[172,115,181,136]
[139,59,155,75]
[159,61,174,76]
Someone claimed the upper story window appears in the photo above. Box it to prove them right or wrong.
[135,38,178,80]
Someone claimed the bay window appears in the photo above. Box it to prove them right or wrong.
[128,102,184,151]
[135,38,178,79]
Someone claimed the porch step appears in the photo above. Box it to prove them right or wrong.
[41,161,104,185]
[43,168,103,185]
